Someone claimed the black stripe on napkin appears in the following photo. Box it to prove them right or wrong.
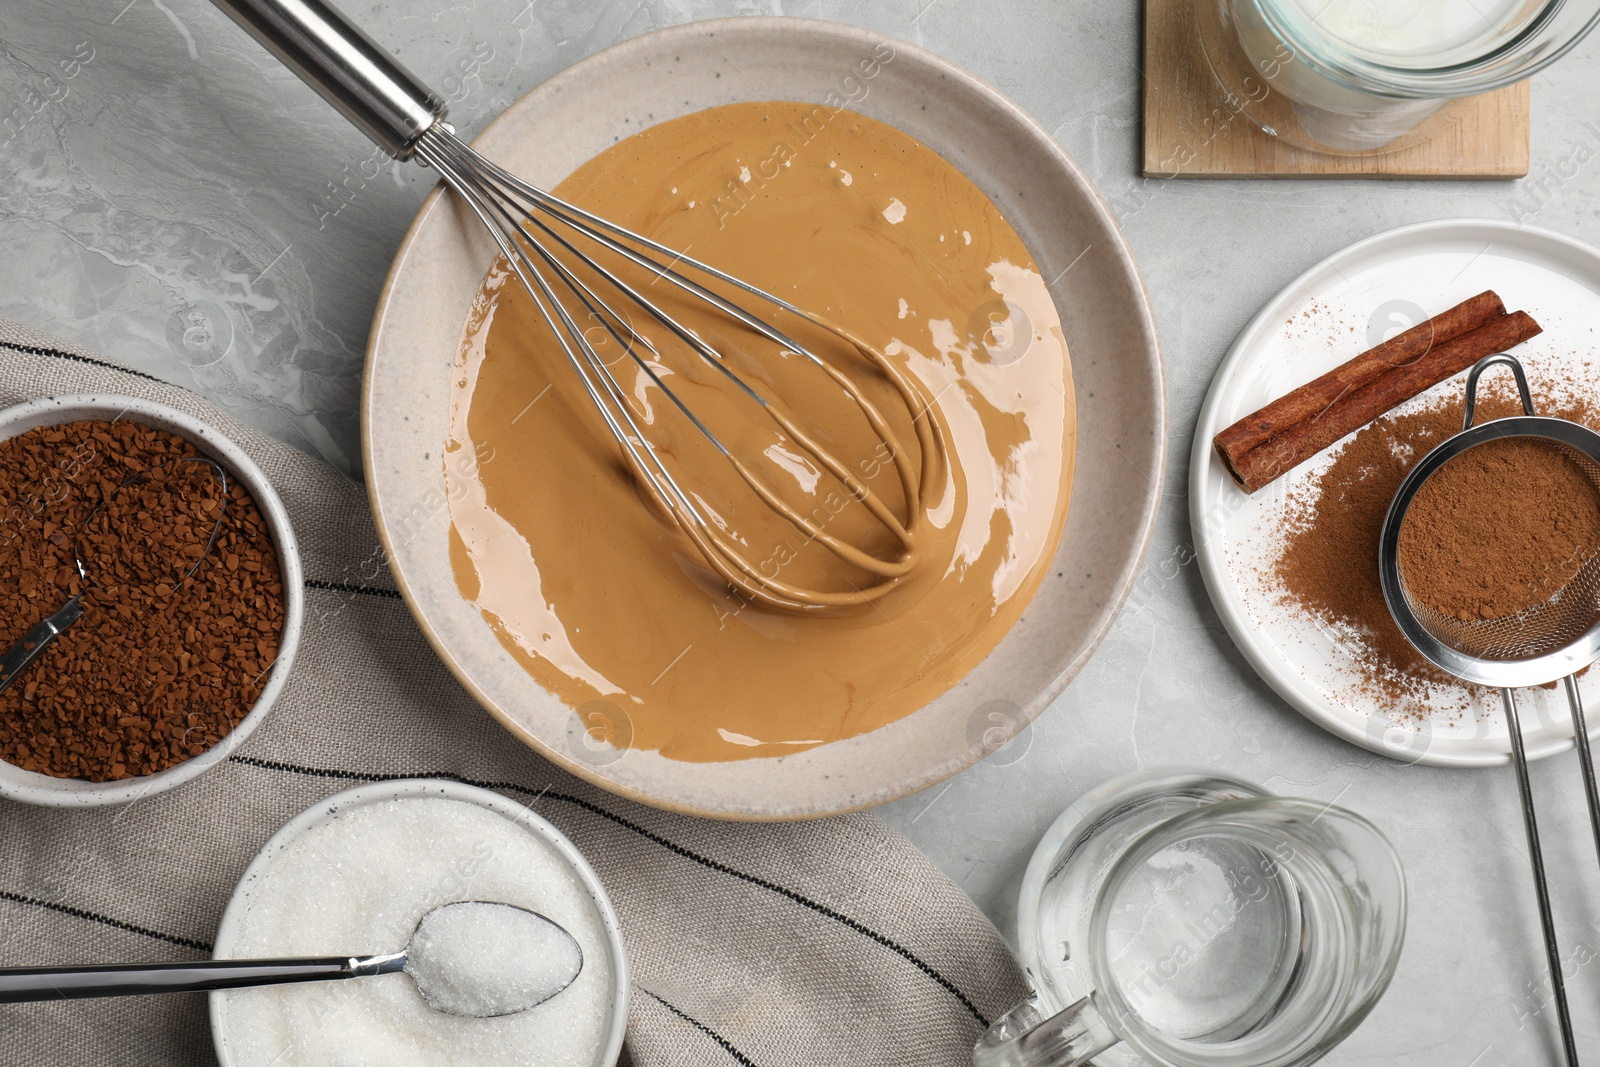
[0,340,165,385]
[228,756,990,1027]
[639,987,757,1066]
[0,889,212,952]
[304,578,403,600]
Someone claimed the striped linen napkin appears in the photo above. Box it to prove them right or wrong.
[0,315,1028,1066]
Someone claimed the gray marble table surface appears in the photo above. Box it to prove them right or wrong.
[5,0,1600,1062]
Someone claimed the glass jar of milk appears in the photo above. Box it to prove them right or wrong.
[1200,0,1600,152]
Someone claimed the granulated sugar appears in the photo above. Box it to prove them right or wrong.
[213,795,612,1066]
[407,901,584,1017]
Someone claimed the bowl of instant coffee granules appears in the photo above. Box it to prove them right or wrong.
[0,394,302,806]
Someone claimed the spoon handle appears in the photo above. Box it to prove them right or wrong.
[0,595,83,697]
[0,953,406,1003]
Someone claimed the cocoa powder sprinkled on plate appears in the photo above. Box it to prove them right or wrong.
[0,419,284,781]
[1273,388,1598,715]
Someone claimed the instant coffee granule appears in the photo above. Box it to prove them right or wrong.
[1398,438,1600,621]
[1273,387,1599,717]
[0,419,285,781]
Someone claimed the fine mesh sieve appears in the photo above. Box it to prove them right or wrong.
[1379,354,1600,1067]
[1393,439,1600,667]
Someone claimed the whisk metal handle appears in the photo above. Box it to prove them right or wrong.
[207,0,445,157]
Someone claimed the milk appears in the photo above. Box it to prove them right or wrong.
[1222,0,1540,150]
[1291,0,1528,58]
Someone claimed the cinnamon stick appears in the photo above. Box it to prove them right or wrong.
[1215,290,1504,463]
[1218,309,1543,492]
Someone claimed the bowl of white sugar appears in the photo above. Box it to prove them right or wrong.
[209,779,628,1067]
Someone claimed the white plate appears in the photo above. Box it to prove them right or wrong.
[1192,218,1600,768]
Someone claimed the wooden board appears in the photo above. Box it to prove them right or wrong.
[1143,0,1530,178]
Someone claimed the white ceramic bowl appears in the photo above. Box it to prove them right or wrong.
[0,394,303,806]
[363,18,1165,818]
[209,779,629,1067]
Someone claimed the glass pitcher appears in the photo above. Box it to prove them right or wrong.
[974,769,1406,1067]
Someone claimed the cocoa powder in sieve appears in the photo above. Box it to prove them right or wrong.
[0,419,285,781]
[1398,438,1600,621]
[1273,388,1599,714]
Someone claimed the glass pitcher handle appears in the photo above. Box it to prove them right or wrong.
[973,993,1118,1067]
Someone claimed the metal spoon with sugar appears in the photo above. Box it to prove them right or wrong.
[0,900,582,1018]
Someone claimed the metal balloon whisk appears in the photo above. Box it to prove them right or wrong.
[208,0,942,613]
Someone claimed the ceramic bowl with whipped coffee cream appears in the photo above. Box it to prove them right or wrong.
[364,19,1164,819]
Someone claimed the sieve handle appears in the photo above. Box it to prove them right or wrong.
[1462,353,1535,430]
[206,0,446,158]
[1501,687,1580,1067]
[1565,676,1600,880]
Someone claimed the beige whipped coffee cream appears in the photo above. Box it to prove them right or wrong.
[447,101,1075,762]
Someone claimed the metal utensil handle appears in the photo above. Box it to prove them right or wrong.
[0,953,405,1003]
[206,0,445,157]
[0,595,84,697]
[1502,688,1581,1066]
[1565,675,1600,871]
[1462,353,1536,430]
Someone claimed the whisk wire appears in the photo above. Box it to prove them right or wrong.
[415,124,942,609]
[421,127,934,516]
[427,149,790,605]
[422,136,699,533]
[424,135,868,576]
[434,132,815,349]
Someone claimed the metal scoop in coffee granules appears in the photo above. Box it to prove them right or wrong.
[0,456,229,696]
